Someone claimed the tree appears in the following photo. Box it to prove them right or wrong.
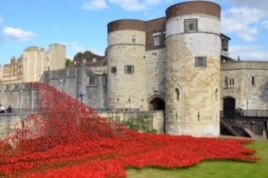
[73,51,103,62]
[65,58,73,68]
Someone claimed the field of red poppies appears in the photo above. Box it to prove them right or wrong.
[0,83,258,178]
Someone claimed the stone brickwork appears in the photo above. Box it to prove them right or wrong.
[145,18,166,51]
[0,111,164,139]
[0,114,29,139]
[99,111,164,133]
[165,36,220,136]
[221,62,268,110]
[107,28,148,110]
[0,65,3,80]
[0,44,66,84]
[48,44,66,71]
[42,66,107,109]
[164,8,221,136]
[166,1,221,19]
[106,1,221,136]
[145,48,166,101]
[4,1,268,138]
[0,66,107,111]
[108,20,146,33]
[0,83,38,110]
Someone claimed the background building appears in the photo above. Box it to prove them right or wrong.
[221,61,268,115]
[0,44,66,84]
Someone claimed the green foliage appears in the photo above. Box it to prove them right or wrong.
[65,58,73,68]
[122,113,156,133]
[128,140,268,178]
[73,50,102,62]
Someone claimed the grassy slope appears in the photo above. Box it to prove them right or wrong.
[128,140,268,178]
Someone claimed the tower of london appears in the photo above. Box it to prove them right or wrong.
[107,1,221,136]
[1,1,268,139]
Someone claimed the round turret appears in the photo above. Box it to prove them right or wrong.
[165,1,221,136]
[106,20,148,110]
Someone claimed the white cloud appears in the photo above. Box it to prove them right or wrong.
[110,0,146,11]
[230,45,268,61]
[3,27,37,41]
[67,42,86,59]
[110,0,164,11]
[222,7,266,42]
[83,0,108,10]
[84,0,170,11]
[225,0,268,11]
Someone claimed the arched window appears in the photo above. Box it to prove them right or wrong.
[175,88,180,101]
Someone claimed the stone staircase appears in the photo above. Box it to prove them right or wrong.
[220,118,250,137]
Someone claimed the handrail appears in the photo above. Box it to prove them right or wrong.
[221,109,268,119]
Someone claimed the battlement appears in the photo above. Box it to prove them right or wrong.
[49,43,66,47]
[25,46,45,52]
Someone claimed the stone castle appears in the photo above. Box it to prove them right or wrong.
[0,44,66,84]
[1,1,268,137]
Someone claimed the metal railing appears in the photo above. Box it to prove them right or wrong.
[241,110,268,117]
[221,109,268,119]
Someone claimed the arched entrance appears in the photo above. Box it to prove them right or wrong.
[223,97,236,118]
[149,97,165,111]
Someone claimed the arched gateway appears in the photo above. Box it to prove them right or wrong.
[149,96,165,111]
[223,97,236,118]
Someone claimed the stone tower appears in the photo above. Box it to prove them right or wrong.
[165,1,221,136]
[48,44,66,70]
[22,46,46,82]
[107,20,148,110]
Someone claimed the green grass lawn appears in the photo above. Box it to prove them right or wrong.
[128,140,268,178]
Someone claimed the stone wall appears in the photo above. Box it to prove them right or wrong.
[0,66,107,111]
[166,1,221,19]
[22,47,46,83]
[0,111,164,140]
[99,111,164,133]
[165,8,221,136]
[0,113,29,139]
[107,28,148,110]
[41,66,107,109]
[48,44,66,71]
[145,48,166,101]
[221,62,268,110]
[0,83,38,110]
[145,18,166,51]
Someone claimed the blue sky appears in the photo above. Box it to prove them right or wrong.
[0,0,268,65]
